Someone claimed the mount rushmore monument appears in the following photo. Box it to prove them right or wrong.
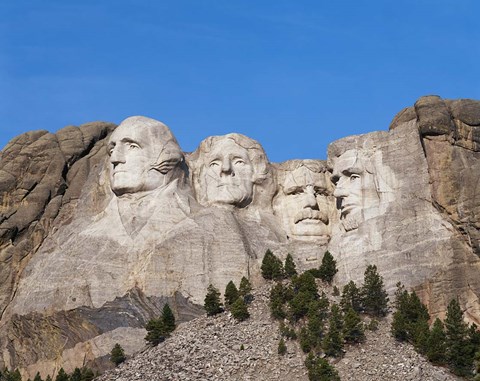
[0,95,479,378]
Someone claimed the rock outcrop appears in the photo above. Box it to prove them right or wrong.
[0,96,479,378]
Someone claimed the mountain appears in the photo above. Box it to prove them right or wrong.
[0,95,478,379]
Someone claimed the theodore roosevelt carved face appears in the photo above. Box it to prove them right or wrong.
[107,116,183,197]
[192,134,269,208]
[274,160,331,241]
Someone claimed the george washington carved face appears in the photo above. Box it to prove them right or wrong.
[107,116,183,197]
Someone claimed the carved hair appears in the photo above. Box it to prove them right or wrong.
[113,116,187,185]
[191,133,269,184]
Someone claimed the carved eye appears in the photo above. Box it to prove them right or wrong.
[350,174,360,181]
[209,161,220,168]
[234,159,245,166]
[127,143,140,150]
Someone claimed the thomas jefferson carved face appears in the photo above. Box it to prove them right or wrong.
[203,139,254,207]
[107,117,182,197]
[331,149,377,231]
[193,134,269,208]
[274,161,330,240]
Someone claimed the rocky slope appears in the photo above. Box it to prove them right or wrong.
[1,96,479,378]
[97,284,461,381]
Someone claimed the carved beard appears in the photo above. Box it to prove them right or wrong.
[341,211,362,232]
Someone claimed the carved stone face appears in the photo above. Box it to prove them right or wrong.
[275,163,330,240]
[107,117,179,197]
[202,139,255,207]
[331,149,377,231]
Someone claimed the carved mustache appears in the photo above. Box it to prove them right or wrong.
[294,209,328,224]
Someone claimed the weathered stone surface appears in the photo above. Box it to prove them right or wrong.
[0,96,480,378]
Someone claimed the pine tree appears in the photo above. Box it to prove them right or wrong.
[284,253,298,278]
[230,297,250,321]
[269,282,288,319]
[445,298,472,377]
[278,338,287,355]
[70,368,81,381]
[427,318,446,365]
[33,372,44,381]
[305,353,341,381]
[340,280,362,313]
[46,376,52,381]
[322,304,344,357]
[318,251,337,283]
[224,281,240,308]
[239,276,253,303]
[361,265,389,316]
[161,303,176,334]
[261,249,284,280]
[5,369,22,381]
[82,367,95,381]
[145,317,167,346]
[80,368,95,381]
[343,306,365,343]
[55,368,68,381]
[110,343,126,366]
[204,284,223,316]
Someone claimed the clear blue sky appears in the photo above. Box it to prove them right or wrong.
[1,1,479,162]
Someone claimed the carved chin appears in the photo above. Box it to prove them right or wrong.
[341,213,362,232]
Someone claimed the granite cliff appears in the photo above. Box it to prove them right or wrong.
[0,95,479,379]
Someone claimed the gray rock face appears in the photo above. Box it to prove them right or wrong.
[0,96,479,379]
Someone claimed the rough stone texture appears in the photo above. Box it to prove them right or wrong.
[0,96,479,378]
[0,122,115,316]
[96,285,461,381]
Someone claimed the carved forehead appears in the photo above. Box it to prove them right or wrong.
[109,116,179,149]
[206,138,250,160]
[332,150,368,175]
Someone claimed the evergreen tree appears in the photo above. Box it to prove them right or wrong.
[145,317,167,346]
[110,343,126,366]
[33,372,43,381]
[391,287,430,350]
[304,294,329,351]
[269,282,288,319]
[261,249,284,280]
[318,251,337,283]
[239,276,253,303]
[224,281,240,308]
[427,318,447,365]
[299,327,313,353]
[305,353,341,381]
[204,284,224,316]
[69,368,81,381]
[343,306,365,343]
[322,304,344,357]
[5,370,22,381]
[230,297,250,321]
[340,280,362,313]
[46,376,52,381]
[413,318,430,355]
[55,368,68,381]
[284,253,298,278]
[361,265,389,316]
[278,338,287,355]
[80,368,94,381]
[279,321,297,340]
[161,303,176,334]
[291,272,318,296]
[445,298,472,377]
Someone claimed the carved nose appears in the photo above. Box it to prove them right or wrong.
[303,186,319,209]
[110,147,126,167]
[220,159,233,175]
[333,178,349,198]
